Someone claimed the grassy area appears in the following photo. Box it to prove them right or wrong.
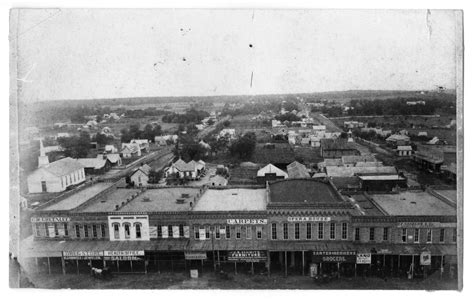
[24,271,458,290]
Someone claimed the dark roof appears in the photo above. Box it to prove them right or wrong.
[320,139,354,150]
[269,179,342,204]
[330,177,360,189]
[253,143,295,164]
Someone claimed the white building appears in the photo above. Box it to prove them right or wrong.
[396,145,413,157]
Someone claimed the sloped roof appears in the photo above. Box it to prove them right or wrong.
[326,166,397,177]
[208,175,228,186]
[40,157,84,177]
[77,158,107,169]
[341,155,377,165]
[386,134,410,142]
[287,161,310,178]
[257,163,288,178]
[323,158,343,167]
[397,146,413,151]
[102,153,121,163]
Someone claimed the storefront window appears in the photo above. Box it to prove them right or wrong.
[369,227,375,241]
[306,223,312,240]
[383,227,389,241]
[342,223,347,240]
[34,223,41,237]
[427,229,432,243]
[330,223,335,240]
[283,223,289,240]
[135,223,141,239]
[271,223,277,240]
[440,228,445,243]
[318,223,324,240]
[124,223,130,239]
[414,228,419,243]
[355,227,360,241]
[256,226,262,239]
[294,223,300,240]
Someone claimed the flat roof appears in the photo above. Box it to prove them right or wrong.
[42,182,114,211]
[193,188,267,211]
[359,175,405,180]
[118,188,201,212]
[78,188,140,212]
[370,191,456,216]
[269,179,342,203]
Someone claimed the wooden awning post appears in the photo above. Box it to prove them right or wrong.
[354,263,357,277]
[61,256,66,275]
[35,257,39,273]
[302,251,305,276]
[47,257,51,274]
[284,251,288,277]
[440,255,444,279]
[267,251,271,277]
[76,259,79,275]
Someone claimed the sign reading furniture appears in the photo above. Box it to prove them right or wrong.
[228,251,267,262]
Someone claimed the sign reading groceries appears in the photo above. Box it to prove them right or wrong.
[312,251,356,263]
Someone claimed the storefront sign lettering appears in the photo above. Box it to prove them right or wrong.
[185,252,207,260]
[396,222,456,228]
[31,217,71,223]
[227,219,267,225]
[63,250,103,260]
[228,250,267,262]
[288,217,331,222]
[104,250,144,256]
[312,251,356,263]
[356,253,372,264]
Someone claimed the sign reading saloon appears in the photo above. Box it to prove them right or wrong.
[228,251,267,262]
[312,251,356,263]
[288,217,331,222]
[227,219,267,225]
[104,250,144,261]
[31,217,71,223]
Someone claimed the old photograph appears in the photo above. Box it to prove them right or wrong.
[9,8,463,290]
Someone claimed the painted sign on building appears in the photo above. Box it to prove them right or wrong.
[228,250,267,262]
[226,219,268,225]
[312,251,356,263]
[184,252,207,260]
[397,222,456,228]
[63,251,103,260]
[31,217,71,223]
[288,217,331,222]
[356,253,372,264]
[149,226,158,238]
[420,252,431,266]
[103,250,144,261]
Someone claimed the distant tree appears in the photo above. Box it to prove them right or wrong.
[223,120,231,127]
[275,112,301,123]
[57,131,91,158]
[207,119,215,126]
[94,133,114,146]
[339,132,348,139]
[229,132,257,159]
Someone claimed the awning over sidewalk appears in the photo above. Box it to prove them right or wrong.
[353,243,457,256]
[268,241,355,252]
[19,236,191,258]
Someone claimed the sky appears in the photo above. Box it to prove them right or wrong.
[12,9,459,102]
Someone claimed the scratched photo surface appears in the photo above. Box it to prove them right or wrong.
[9,9,462,290]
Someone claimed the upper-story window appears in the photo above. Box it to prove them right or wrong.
[306,223,312,240]
[92,225,98,238]
[439,229,445,243]
[205,226,210,239]
[168,226,173,238]
[64,223,69,236]
[194,226,199,239]
[369,227,375,241]
[318,223,324,240]
[113,223,120,239]
[294,223,300,240]
[383,227,389,241]
[101,224,106,238]
[330,223,336,240]
[246,226,252,239]
[75,225,81,238]
[401,228,407,243]
[256,226,263,239]
[283,223,289,240]
[54,223,59,237]
[355,227,360,241]
[414,229,419,243]
[271,223,277,240]
[34,223,41,237]
[84,225,89,238]
[215,226,221,239]
[236,226,241,239]
[427,229,432,243]
[342,223,347,240]
[124,223,130,239]
[135,223,142,239]
[226,225,231,239]
[453,228,457,243]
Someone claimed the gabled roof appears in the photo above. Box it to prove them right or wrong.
[132,164,151,176]
[326,166,397,177]
[77,158,107,169]
[98,153,121,163]
[386,134,410,142]
[341,155,377,165]
[287,161,310,179]
[257,163,288,178]
[397,145,413,151]
[39,157,84,177]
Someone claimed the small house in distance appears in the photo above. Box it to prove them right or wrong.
[121,143,141,158]
[320,139,360,158]
[165,159,206,180]
[130,164,152,187]
[76,157,111,175]
[256,163,288,184]
[386,134,410,146]
[396,145,413,157]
